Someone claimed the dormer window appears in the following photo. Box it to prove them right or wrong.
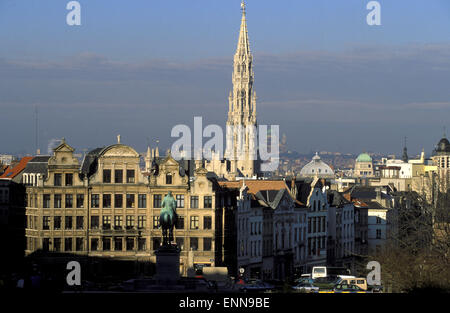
[54,173,62,186]
[166,173,173,184]
[126,170,135,183]
[65,173,73,186]
[114,169,123,183]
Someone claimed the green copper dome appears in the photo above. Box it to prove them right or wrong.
[356,153,372,163]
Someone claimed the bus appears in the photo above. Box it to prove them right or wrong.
[311,266,354,279]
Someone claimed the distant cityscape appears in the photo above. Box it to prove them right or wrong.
[0,1,448,295]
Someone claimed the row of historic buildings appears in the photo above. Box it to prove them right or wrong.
[0,138,365,279]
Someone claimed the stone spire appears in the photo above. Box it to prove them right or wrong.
[402,136,409,163]
[145,145,152,172]
[236,1,250,57]
[224,0,257,178]
[228,0,256,124]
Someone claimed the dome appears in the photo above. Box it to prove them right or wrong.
[299,153,334,178]
[356,153,372,163]
[435,137,450,154]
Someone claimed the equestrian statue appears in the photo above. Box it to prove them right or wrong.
[160,191,178,246]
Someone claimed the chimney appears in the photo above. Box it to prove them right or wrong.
[376,188,382,204]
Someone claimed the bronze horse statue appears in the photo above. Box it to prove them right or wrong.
[160,191,178,246]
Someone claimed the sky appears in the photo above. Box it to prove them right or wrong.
[1,0,450,158]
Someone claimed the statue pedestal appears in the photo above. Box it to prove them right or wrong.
[154,244,180,284]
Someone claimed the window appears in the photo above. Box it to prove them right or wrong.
[91,238,99,251]
[138,238,146,251]
[176,216,184,229]
[65,238,72,251]
[103,194,111,208]
[376,229,382,239]
[43,216,50,230]
[176,195,185,208]
[204,196,212,208]
[54,173,62,186]
[138,194,146,208]
[65,216,73,229]
[102,216,111,230]
[76,238,84,251]
[91,194,99,208]
[376,217,382,224]
[203,238,212,251]
[91,216,99,229]
[103,169,111,183]
[65,173,73,186]
[126,194,135,208]
[43,194,51,208]
[43,238,50,251]
[114,237,123,251]
[190,216,199,230]
[54,216,61,230]
[190,196,199,209]
[54,238,61,252]
[65,194,73,208]
[114,169,123,183]
[76,216,84,229]
[203,216,212,230]
[114,216,123,229]
[114,194,123,208]
[54,194,62,208]
[153,216,160,229]
[166,173,172,184]
[126,215,134,229]
[190,237,198,251]
[138,216,146,229]
[153,238,161,250]
[126,170,135,183]
[103,237,111,251]
[153,194,162,208]
[76,194,84,208]
[126,237,134,251]
[176,237,184,250]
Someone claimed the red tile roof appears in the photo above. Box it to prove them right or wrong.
[0,156,33,179]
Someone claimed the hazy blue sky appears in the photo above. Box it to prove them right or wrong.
[1,0,450,157]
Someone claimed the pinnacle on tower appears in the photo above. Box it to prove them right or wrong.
[237,1,250,56]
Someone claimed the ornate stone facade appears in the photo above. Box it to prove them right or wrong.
[24,139,224,277]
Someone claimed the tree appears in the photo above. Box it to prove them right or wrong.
[369,174,450,292]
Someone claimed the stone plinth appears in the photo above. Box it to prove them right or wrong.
[154,244,180,284]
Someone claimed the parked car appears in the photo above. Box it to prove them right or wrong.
[292,282,320,293]
[295,278,315,286]
[368,285,383,293]
[239,280,275,293]
[313,276,341,290]
[336,277,368,291]
[333,283,368,293]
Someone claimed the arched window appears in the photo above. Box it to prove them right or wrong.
[165,173,172,184]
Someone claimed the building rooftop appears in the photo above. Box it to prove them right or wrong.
[299,152,334,178]
[356,153,372,163]
[0,156,33,179]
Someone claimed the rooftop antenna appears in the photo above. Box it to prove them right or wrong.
[34,105,39,155]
